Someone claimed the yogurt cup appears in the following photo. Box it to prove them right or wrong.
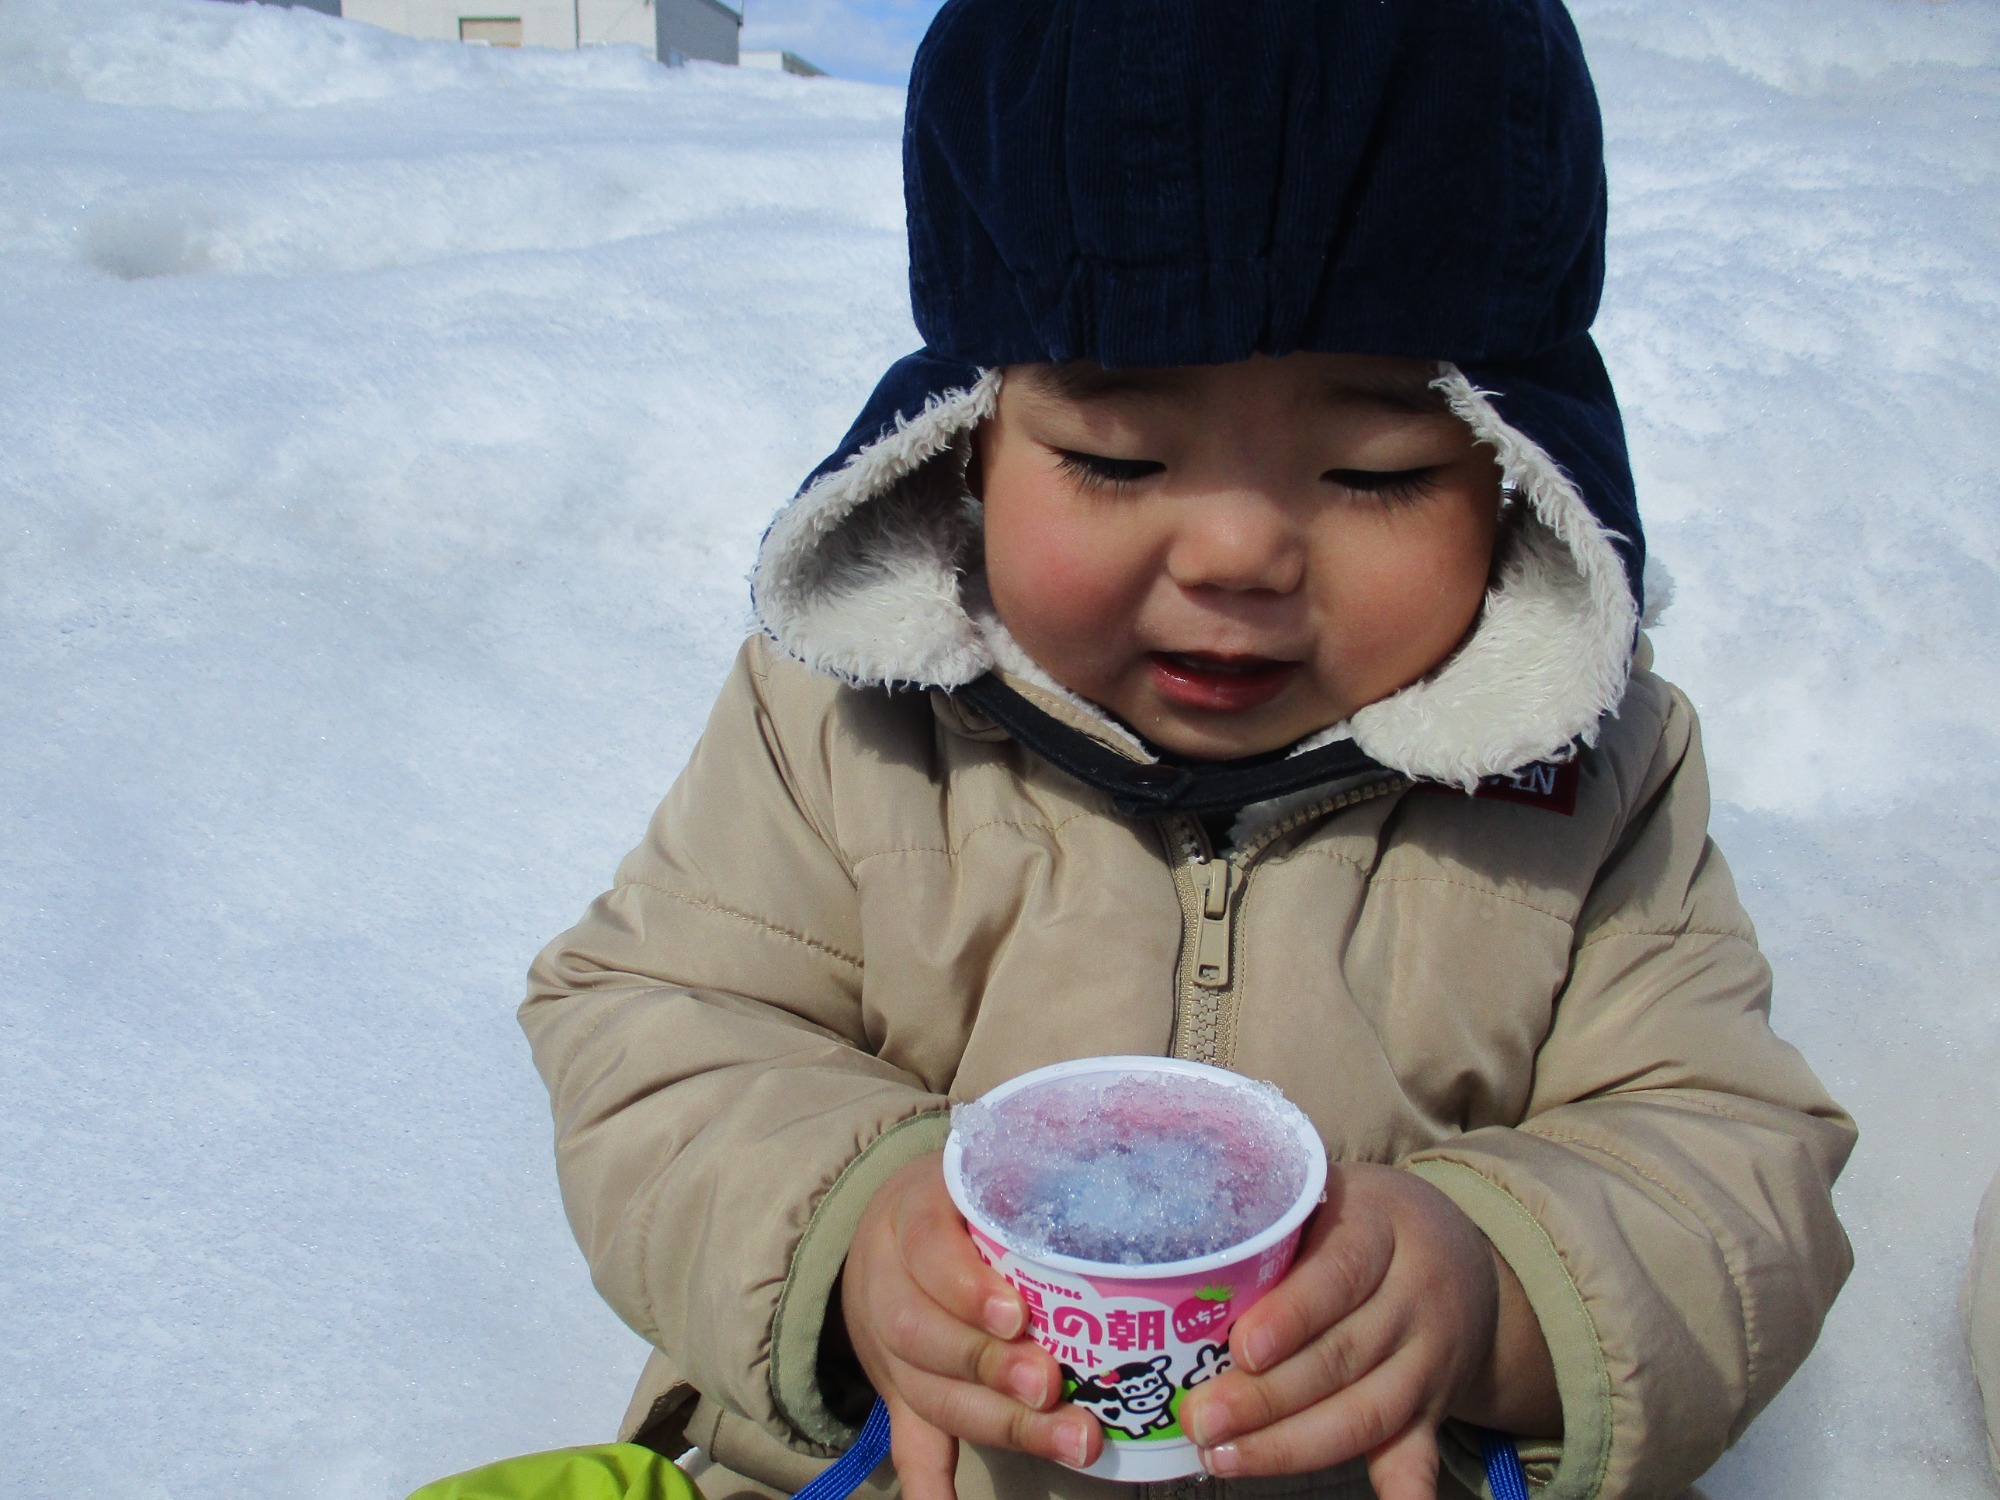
[942,1056,1327,1483]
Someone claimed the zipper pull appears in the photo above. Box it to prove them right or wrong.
[1192,860,1236,989]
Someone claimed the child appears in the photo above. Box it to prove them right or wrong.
[521,2,1855,1497]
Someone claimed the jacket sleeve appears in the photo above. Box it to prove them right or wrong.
[520,637,949,1455]
[1407,683,1856,1500]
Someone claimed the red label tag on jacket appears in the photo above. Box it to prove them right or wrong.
[1471,759,1580,815]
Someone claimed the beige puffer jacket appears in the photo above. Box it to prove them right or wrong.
[522,629,1854,1500]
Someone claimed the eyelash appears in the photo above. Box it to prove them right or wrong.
[1323,467,1442,506]
[1055,450,1166,489]
[1053,454,1443,506]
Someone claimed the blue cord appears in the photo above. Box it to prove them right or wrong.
[1479,1428,1531,1500]
[793,1398,893,1500]
[793,1399,1528,1500]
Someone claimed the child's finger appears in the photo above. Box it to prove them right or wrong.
[896,1171,1028,1339]
[1364,1421,1441,1500]
[871,1274,1063,1407]
[886,1397,961,1500]
[1196,1345,1429,1479]
[1225,1193,1395,1375]
[896,1364,1103,1470]
[1179,1286,1404,1447]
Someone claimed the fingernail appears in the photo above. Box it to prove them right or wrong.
[1062,1424,1091,1469]
[1201,1444,1241,1478]
[1008,1364,1047,1406]
[1240,1327,1276,1372]
[1181,1402,1214,1447]
[984,1294,1022,1337]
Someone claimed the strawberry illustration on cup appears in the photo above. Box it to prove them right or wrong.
[1172,1284,1234,1343]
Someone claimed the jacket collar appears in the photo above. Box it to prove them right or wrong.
[950,673,1390,819]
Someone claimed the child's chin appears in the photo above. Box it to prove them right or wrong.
[1143,710,1309,762]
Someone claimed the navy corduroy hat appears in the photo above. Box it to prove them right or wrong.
[906,0,1606,370]
[802,0,1641,603]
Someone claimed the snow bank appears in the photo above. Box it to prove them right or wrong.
[0,0,899,288]
[1582,11,2000,1492]
[0,6,911,1497]
[1577,0,2000,91]
[2,1,1997,1497]
[1577,0,2000,817]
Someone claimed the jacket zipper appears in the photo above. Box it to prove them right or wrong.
[1167,821,1228,1065]
[1192,857,1236,989]
[1164,774,1406,1068]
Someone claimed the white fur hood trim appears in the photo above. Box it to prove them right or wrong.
[1353,369,1638,787]
[751,364,1637,790]
[751,370,1003,690]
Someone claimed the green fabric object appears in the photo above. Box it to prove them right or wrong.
[407,1444,708,1500]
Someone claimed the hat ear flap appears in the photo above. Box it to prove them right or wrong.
[1345,364,1639,790]
[752,368,1001,688]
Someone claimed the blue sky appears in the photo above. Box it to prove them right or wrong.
[737,0,945,83]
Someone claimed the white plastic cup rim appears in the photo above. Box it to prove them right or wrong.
[942,1054,1329,1280]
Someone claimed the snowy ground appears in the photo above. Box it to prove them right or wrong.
[1,1,1996,1496]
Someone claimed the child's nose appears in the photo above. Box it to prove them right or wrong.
[1165,495,1305,595]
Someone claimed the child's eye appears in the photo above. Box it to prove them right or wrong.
[1055,450,1166,488]
[1322,466,1442,506]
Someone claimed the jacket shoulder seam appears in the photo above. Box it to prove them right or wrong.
[1573,924,1753,952]
[1366,871,1575,924]
[849,812,1095,869]
[1277,844,1372,875]
[618,880,864,971]
[1650,1092,1771,1130]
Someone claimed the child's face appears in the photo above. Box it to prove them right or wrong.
[976,352,1502,759]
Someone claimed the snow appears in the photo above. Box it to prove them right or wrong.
[1572,6,2000,1491]
[1,0,1995,1495]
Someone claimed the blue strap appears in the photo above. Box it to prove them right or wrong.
[794,1398,893,1500]
[1479,1428,1531,1500]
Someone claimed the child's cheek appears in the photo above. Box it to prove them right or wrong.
[1037,538,1141,632]
[987,506,1152,675]
[1310,513,1493,697]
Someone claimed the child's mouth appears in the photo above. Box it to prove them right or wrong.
[1148,652,1301,713]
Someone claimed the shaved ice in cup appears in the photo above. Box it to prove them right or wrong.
[943,1056,1327,1482]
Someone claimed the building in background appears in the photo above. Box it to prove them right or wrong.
[235,0,817,73]
[655,0,739,65]
[739,48,824,76]
[339,0,658,51]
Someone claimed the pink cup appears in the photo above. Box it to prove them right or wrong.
[942,1056,1327,1482]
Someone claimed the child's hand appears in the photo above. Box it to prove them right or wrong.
[1177,1164,1559,1499]
[840,1153,1102,1500]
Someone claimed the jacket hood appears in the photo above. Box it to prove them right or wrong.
[750,0,1645,792]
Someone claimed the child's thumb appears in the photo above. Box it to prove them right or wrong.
[888,1400,961,1500]
[1364,1421,1440,1500]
